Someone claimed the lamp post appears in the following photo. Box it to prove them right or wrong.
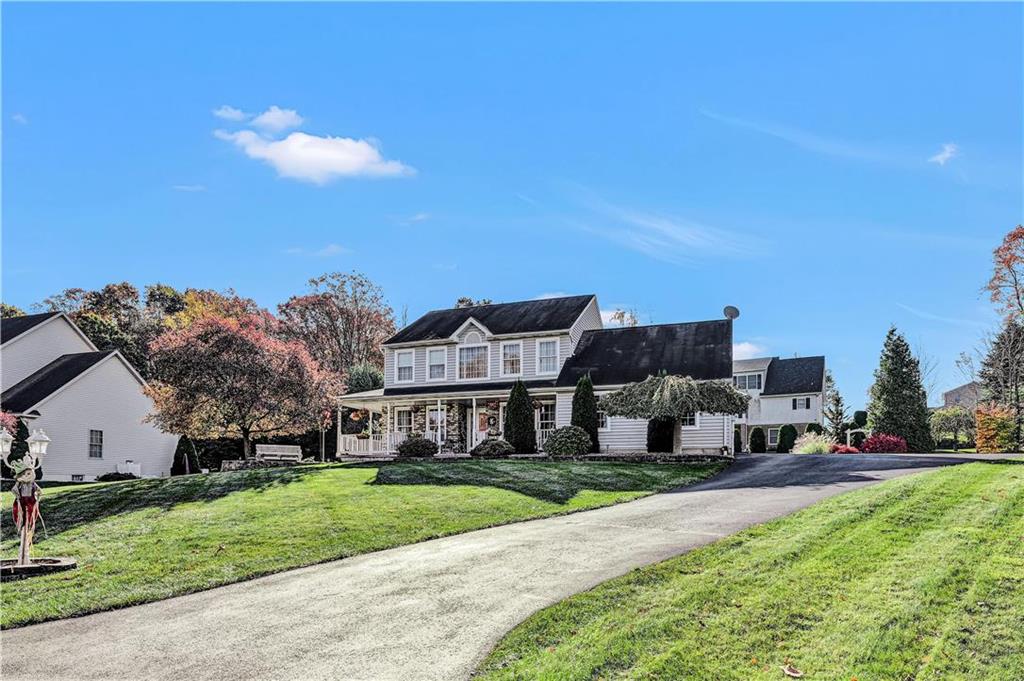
[3,429,49,567]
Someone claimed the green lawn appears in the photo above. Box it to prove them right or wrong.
[0,459,724,629]
[478,462,1024,681]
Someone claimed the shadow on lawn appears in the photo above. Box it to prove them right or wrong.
[1,465,323,542]
[364,460,725,505]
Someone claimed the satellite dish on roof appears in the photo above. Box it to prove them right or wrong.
[723,305,740,320]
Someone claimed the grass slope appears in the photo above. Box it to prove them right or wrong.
[0,459,723,629]
[478,462,1024,681]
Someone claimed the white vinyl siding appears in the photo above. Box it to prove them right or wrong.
[568,297,603,350]
[1,316,95,391]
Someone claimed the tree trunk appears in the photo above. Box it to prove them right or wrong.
[242,430,252,460]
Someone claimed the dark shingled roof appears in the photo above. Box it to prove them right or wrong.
[383,379,558,397]
[761,356,826,396]
[556,320,733,387]
[0,312,60,345]
[385,295,595,345]
[1,351,114,413]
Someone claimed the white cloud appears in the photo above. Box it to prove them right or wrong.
[216,129,414,184]
[285,243,350,257]
[928,143,959,166]
[895,303,987,328]
[733,342,767,360]
[213,105,247,121]
[11,113,28,125]
[251,106,304,132]
[173,184,206,192]
[399,212,431,226]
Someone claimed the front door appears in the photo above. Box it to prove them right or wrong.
[471,407,490,448]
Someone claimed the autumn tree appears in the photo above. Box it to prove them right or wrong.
[147,314,339,458]
[979,318,1024,449]
[0,303,25,318]
[164,288,262,330]
[608,308,640,327]
[987,224,1024,319]
[278,272,395,383]
[867,327,934,452]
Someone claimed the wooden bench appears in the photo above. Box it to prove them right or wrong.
[254,444,303,464]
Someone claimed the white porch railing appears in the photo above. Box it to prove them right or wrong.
[338,431,440,456]
[538,429,555,451]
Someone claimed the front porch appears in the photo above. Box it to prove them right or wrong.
[337,390,558,456]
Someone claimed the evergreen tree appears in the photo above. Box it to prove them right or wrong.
[646,417,675,453]
[749,427,766,453]
[822,370,848,441]
[571,374,600,453]
[979,318,1024,450]
[805,423,824,435]
[776,424,798,453]
[733,426,743,453]
[504,380,537,453]
[867,327,935,452]
[171,436,202,475]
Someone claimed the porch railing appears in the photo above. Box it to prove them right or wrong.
[338,431,436,456]
[538,428,555,451]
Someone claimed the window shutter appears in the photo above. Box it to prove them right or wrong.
[792,398,797,410]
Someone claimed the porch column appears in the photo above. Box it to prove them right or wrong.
[471,397,477,448]
[437,398,443,446]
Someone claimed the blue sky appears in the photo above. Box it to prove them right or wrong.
[3,3,1021,409]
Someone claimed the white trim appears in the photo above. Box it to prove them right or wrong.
[768,427,781,446]
[535,337,560,375]
[456,343,490,381]
[426,347,447,382]
[395,350,415,384]
[499,340,523,378]
[680,412,701,430]
[1,312,99,351]
[393,407,413,434]
[449,317,493,341]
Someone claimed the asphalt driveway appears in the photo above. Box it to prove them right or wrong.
[0,453,1008,681]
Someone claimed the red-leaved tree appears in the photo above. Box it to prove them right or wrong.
[147,314,339,458]
[987,224,1024,319]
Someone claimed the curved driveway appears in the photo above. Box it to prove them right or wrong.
[0,454,1004,681]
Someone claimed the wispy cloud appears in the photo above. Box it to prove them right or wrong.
[250,106,303,133]
[285,243,350,257]
[895,303,988,329]
[733,341,767,360]
[928,142,959,166]
[213,105,247,121]
[534,292,571,300]
[11,113,28,125]
[516,193,542,208]
[398,212,431,226]
[172,184,206,192]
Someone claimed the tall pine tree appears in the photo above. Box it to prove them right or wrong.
[821,370,848,441]
[867,327,934,452]
[504,380,537,454]
[571,374,600,453]
[979,318,1024,450]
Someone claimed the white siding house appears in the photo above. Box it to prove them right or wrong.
[733,355,826,450]
[1,312,177,481]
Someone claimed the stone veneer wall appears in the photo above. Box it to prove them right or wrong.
[445,403,467,452]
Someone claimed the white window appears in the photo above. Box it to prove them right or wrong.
[680,413,699,429]
[394,409,413,434]
[428,348,446,381]
[768,427,780,446]
[597,411,609,430]
[427,408,446,441]
[458,345,489,380]
[396,351,414,383]
[88,429,103,458]
[71,474,84,482]
[734,374,762,390]
[537,403,556,432]
[500,341,522,377]
[792,397,811,410]
[537,339,559,374]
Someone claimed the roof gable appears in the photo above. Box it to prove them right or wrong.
[1,351,118,413]
[761,356,826,396]
[386,295,595,345]
[556,319,733,387]
[1,312,61,345]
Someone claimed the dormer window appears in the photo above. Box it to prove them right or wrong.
[734,373,762,390]
[537,339,559,374]
[396,351,414,383]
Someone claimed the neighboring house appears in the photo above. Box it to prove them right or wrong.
[1,312,177,481]
[733,355,826,451]
[942,381,980,410]
[338,295,736,455]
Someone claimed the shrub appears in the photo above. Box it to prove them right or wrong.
[647,417,675,453]
[860,433,908,453]
[793,432,835,454]
[171,436,202,475]
[733,426,742,453]
[805,423,824,435]
[830,443,860,454]
[504,380,537,454]
[397,434,438,457]
[96,471,139,482]
[975,404,1016,453]
[853,411,868,427]
[471,438,515,458]
[571,374,601,453]
[749,427,766,453]
[543,426,592,458]
[776,424,798,453]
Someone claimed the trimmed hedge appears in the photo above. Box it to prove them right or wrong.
[749,427,767,453]
[397,434,439,457]
[861,433,908,453]
[776,424,798,453]
[96,471,139,482]
[471,438,515,458]
[733,426,743,453]
[504,380,537,454]
[171,436,202,475]
[571,374,601,453]
[543,426,592,458]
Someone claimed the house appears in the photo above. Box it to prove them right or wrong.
[1,312,177,481]
[338,295,736,455]
[942,381,980,410]
[732,355,826,451]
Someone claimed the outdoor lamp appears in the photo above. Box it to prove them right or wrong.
[27,429,50,458]
[0,428,13,460]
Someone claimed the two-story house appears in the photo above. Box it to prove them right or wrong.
[732,355,826,451]
[338,294,737,455]
[1,312,178,481]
